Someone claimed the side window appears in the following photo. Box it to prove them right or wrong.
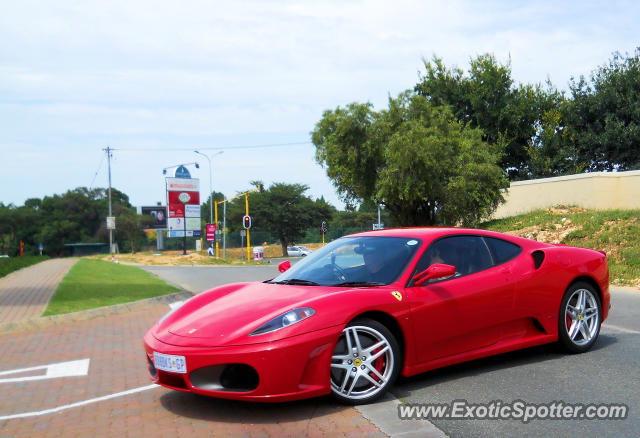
[414,235,493,279]
[483,237,522,265]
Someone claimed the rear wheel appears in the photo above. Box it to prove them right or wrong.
[558,282,601,353]
[330,318,401,404]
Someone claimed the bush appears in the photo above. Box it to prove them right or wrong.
[0,256,50,279]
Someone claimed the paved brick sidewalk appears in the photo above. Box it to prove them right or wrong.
[0,303,386,437]
[0,258,78,323]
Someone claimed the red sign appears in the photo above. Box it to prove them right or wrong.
[168,191,200,205]
[206,224,216,241]
[168,204,185,218]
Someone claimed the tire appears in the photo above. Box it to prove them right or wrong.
[330,318,401,404]
[558,281,602,353]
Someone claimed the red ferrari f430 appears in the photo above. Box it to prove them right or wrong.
[144,228,610,404]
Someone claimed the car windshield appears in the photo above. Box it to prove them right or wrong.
[270,236,422,286]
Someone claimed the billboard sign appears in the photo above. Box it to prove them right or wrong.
[141,206,167,229]
[166,176,201,237]
[185,204,201,218]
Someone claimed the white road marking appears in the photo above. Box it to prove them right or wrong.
[0,359,90,384]
[0,384,159,421]
[602,324,640,334]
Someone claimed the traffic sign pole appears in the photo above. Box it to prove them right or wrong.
[214,201,219,258]
[245,193,251,262]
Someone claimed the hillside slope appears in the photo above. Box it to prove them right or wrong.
[482,206,640,287]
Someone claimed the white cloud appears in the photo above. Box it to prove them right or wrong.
[1,0,639,209]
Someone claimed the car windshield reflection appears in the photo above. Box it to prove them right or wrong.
[269,236,422,286]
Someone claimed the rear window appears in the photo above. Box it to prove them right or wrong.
[484,237,522,265]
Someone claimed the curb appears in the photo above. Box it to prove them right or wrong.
[356,393,447,438]
[0,290,194,334]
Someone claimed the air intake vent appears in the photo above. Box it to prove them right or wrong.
[532,251,545,269]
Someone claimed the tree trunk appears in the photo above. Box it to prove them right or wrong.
[280,239,288,257]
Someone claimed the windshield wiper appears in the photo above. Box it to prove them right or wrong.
[269,279,320,286]
[332,281,386,287]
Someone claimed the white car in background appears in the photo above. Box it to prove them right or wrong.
[286,245,313,257]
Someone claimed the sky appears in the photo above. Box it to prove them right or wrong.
[1,0,639,212]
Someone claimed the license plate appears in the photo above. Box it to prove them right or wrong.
[153,352,187,374]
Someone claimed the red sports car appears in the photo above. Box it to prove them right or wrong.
[144,228,610,404]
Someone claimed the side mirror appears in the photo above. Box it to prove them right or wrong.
[278,260,291,273]
[412,263,456,286]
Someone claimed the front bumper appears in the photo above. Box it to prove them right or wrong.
[144,325,342,402]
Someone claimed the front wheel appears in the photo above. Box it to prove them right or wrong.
[330,318,401,404]
[558,282,602,353]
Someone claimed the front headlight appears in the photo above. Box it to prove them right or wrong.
[249,307,316,336]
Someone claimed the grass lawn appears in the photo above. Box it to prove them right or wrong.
[43,259,180,316]
[482,207,640,287]
[0,256,50,279]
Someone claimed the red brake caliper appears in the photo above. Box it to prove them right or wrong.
[370,347,385,382]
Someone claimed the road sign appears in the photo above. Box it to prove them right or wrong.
[106,216,116,230]
[206,224,216,241]
[373,223,384,230]
[174,165,191,179]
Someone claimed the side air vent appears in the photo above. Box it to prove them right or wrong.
[532,250,545,269]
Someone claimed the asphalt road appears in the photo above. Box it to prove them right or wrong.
[144,264,639,437]
[141,264,281,293]
[392,287,640,438]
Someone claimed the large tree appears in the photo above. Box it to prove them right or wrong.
[0,187,135,256]
[226,183,333,256]
[313,91,508,226]
[566,49,640,171]
[415,54,560,179]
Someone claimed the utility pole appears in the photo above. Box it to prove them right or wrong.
[223,201,227,259]
[104,147,114,255]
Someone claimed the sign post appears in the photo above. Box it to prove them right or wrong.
[245,193,251,262]
[178,192,191,255]
[240,229,246,258]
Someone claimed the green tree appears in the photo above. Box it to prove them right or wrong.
[313,92,508,226]
[234,183,333,256]
[526,104,584,178]
[312,103,380,208]
[415,54,561,179]
[566,49,640,171]
[117,212,153,253]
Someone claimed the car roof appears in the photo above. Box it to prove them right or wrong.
[348,227,538,246]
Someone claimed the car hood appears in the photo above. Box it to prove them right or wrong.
[155,281,349,347]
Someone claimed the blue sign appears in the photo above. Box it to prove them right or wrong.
[38,242,44,250]
[174,165,191,179]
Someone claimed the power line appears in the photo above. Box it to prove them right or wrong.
[112,141,311,152]
[89,154,105,189]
